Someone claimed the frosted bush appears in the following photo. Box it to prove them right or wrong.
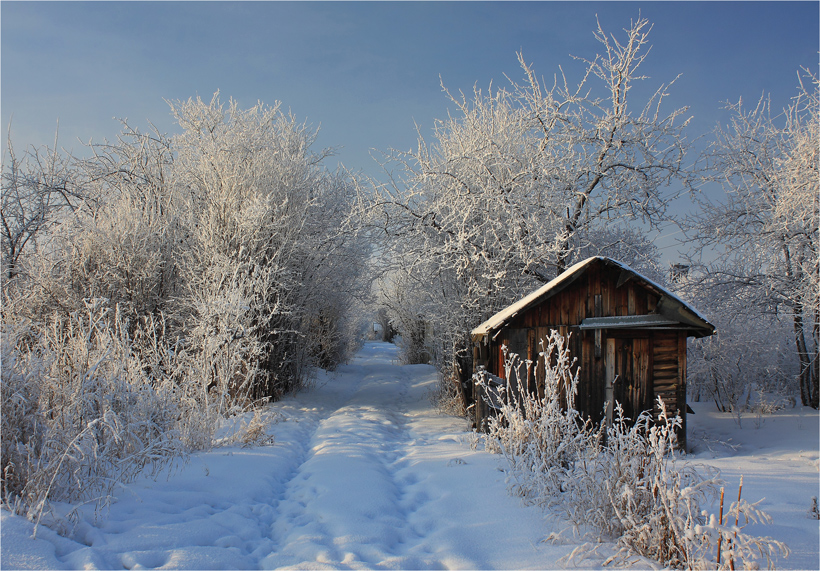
[477,332,594,508]
[479,330,789,569]
[686,310,797,417]
[1,292,287,529]
[1,300,185,531]
[682,492,789,570]
[589,402,723,567]
[213,407,282,449]
[429,369,466,417]
[170,94,370,395]
[1,293,293,533]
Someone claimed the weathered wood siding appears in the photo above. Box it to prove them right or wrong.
[474,259,690,447]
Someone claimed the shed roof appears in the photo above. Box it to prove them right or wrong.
[471,256,715,341]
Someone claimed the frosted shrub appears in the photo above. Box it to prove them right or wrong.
[682,488,789,570]
[1,291,286,531]
[430,369,466,417]
[213,407,281,449]
[63,193,174,320]
[394,316,431,365]
[588,401,720,567]
[171,94,369,394]
[481,330,788,569]
[477,332,593,508]
[1,320,43,503]
[686,310,796,417]
[1,299,185,529]
[1,260,297,533]
[183,253,274,403]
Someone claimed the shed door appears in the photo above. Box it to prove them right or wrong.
[609,338,652,423]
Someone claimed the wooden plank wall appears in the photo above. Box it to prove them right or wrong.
[476,259,687,434]
[652,331,680,417]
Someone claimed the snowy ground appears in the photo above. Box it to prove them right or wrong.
[2,342,818,570]
[686,400,820,570]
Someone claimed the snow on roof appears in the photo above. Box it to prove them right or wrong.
[471,256,714,340]
[471,257,595,338]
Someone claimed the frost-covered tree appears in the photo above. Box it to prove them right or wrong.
[167,94,369,395]
[682,280,798,414]
[1,132,84,282]
[365,16,687,388]
[684,70,819,408]
[512,17,689,273]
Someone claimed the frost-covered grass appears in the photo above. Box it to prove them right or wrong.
[478,331,792,569]
[0,300,280,534]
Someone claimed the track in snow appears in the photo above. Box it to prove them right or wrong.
[1,342,561,570]
[262,345,433,568]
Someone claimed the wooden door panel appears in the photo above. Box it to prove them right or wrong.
[613,338,633,420]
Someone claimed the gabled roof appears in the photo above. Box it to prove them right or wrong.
[471,256,715,341]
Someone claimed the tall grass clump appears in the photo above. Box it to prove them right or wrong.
[476,330,788,569]
[0,295,282,534]
[1,300,185,528]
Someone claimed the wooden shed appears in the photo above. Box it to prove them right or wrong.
[470,256,715,449]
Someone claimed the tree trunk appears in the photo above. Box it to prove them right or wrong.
[784,245,817,408]
[793,308,816,408]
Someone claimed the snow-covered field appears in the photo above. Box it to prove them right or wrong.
[686,400,820,570]
[2,342,818,570]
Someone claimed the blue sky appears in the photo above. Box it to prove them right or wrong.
[3,1,818,182]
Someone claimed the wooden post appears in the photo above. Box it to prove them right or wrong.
[717,486,725,567]
[678,332,688,450]
[454,356,469,414]
[474,372,484,432]
[605,338,615,427]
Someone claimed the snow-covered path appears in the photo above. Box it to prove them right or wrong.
[2,342,566,570]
